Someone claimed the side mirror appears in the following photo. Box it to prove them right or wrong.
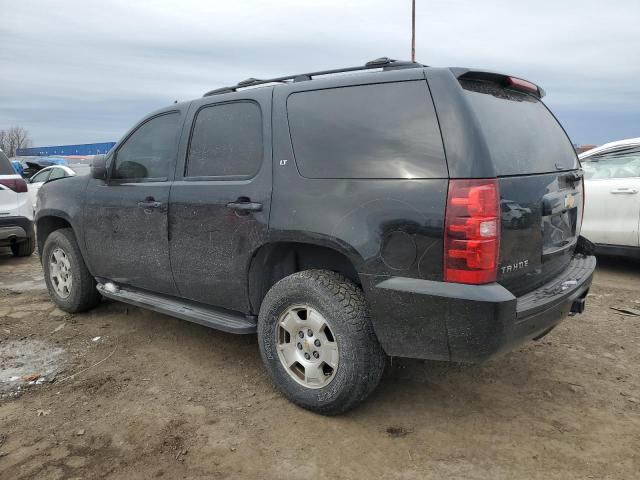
[91,155,108,180]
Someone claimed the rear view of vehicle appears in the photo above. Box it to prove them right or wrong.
[422,68,595,361]
[0,149,35,256]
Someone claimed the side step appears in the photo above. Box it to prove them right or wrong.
[96,283,257,334]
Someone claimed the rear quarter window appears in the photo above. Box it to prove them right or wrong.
[287,81,447,179]
[461,79,578,176]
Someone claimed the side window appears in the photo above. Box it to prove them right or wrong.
[48,168,66,180]
[582,147,640,180]
[186,102,263,178]
[113,112,180,181]
[30,169,51,183]
[286,81,447,179]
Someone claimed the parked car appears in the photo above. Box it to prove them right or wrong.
[35,58,595,414]
[580,138,640,258]
[22,156,68,178]
[0,149,35,256]
[27,164,90,214]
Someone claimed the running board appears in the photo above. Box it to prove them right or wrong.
[96,283,257,334]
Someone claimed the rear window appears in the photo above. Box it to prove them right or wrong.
[0,150,14,175]
[287,81,447,179]
[461,80,578,176]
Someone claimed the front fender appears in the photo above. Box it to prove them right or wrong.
[35,175,90,262]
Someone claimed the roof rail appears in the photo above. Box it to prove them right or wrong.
[203,57,423,97]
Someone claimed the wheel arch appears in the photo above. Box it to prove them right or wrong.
[247,240,363,315]
[35,211,76,257]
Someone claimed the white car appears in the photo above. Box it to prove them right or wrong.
[0,150,35,256]
[27,164,88,214]
[580,138,640,258]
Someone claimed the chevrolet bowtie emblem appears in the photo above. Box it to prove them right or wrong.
[564,194,576,209]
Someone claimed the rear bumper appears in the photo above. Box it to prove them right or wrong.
[594,243,640,259]
[0,216,35,245]
[366,254,596,362]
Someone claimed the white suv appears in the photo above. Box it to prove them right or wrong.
[0,150,35,256]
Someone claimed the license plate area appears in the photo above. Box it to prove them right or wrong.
[542,207,577,255]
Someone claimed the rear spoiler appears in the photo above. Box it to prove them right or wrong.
[450,68,546,98]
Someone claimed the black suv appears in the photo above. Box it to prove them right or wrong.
[36,58,595,414]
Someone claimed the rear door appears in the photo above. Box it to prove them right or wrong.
[84,109,185,294]
[169,88,272,313]
[458,77,582,295]
[581,146,640,247]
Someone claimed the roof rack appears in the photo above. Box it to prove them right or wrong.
[203,57,423,97]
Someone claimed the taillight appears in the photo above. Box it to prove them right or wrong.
[580,176,585,226]
[0,177,28,193]
[506,76,539,95]
[444,179,500,284]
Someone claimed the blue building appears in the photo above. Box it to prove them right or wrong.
[16,142,116,156]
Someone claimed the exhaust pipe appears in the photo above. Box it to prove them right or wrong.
[570,297,586,315]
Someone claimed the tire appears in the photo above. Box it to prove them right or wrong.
[11,235,35,257]
[258,269,385,415]
[42,228,101,313]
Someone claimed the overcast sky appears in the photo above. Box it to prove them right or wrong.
[1,0,638,148]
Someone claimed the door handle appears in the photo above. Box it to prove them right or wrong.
[137,197,164,209]
[610,188,639,194]
[226,200,263,212]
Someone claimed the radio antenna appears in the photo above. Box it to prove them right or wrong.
[411,0,416,62]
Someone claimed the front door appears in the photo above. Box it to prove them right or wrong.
[169,89,272,313]
[84,110,185,294]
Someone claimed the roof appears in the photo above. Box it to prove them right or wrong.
[579,137,640,160]
[201,58,546,101]
[202,57,423,97]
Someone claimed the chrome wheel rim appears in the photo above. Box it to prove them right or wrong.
[49,247,72,299]
[276,305,339,389]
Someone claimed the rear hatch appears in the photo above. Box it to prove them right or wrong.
[460,76,583,296]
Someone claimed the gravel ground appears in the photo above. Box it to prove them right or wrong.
[0,251,638,479]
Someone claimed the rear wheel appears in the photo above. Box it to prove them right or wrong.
[42,229,101,313]
[258,270,385,415]
[11,235,35,257]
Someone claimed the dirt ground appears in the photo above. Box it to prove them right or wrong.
[0,250,638,480]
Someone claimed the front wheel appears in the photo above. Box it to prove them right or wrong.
[42,228,101,313]
[257,270,385,415]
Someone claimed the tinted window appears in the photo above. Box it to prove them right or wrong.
[287,81,446,179]
[113,113,180,180]
[30,169,51,183]
[461,80,578,176]
[49,168,67,180]
[187,102,262,177]
[0,150,13,175]
[582,146,640,179]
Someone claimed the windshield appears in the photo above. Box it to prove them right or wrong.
[461,79,578,176]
